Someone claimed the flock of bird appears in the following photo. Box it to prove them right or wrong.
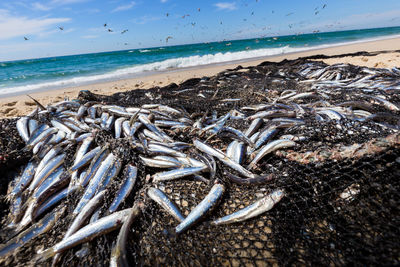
[23,2,328,45]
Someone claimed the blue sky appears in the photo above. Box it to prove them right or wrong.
[0,0,399,61]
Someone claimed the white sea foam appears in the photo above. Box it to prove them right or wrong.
[1,34,399,97]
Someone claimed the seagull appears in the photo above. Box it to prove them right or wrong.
[323,4,327,9]
[108,29,113,32]
[166,13,169,17]
[315,11,319,15]
[24,36,29,40]
[166,36,173,43]
[59,26,64,30]
[121,29,128,34]
[286,12,294,16]
[197,8,200,12]
[104,23,107,27]
[191,22,196,26]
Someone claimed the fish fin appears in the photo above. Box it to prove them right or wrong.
[27,95,46,111]
[33,248,56,263]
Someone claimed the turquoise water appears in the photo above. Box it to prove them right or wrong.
[1,26,400,97]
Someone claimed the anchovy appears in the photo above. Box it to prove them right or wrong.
[74,136,94,163]
[244,118,263,137]
[96,158,122,193]
[212,189,285,225]
[194,139,255,178]
[27,127,58,149]
[114,117,125,139]
[252,127,279,152]
[110,202,141,267]
[28,154,65,193]
[225,171,275,185]
[36,208,132,262]
[152,166,207,182]
[51,120,73,136]
[35,186,77,219]
[9,161,37,199]
[79,146,109,187]
[25,124,50,147]
[248,139,296,170]
[28,119,39,136]
[70,146,101,172]
[219,126,255,147]
[32,166,65,200]
[176,183,225,234]
[140,156,182,168]
[16,117,30,142]
[147,187,185,222]
[52,191,106,266]
[0,207,65,258]
[73,153,114,215]
[36,145,63,175]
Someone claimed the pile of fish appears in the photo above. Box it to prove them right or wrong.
[0,60,399,265]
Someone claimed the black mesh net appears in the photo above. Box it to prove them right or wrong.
[0,52,399,266]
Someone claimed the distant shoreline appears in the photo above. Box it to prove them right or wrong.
[0,36,399,118]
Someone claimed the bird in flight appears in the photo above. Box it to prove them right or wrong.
[197,8,200,12]
[323,4,327,9]
[166,13,169,17]
[24,36,29,40]
[166,36,173,43]
[108,29,113,32]
[121,29,128,34]
[59,26,64,30]
[104,23,107,27]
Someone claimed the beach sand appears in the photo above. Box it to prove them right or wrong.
[1,37,399,118]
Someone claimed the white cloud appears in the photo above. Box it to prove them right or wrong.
[112,1,136,12]
[31,2,52,11]
[50,0,91,5]
[214,2,237,11]
[0,9,70,40]
[132,15,163,24]
[81,35,98,39]
[160,0,168,3]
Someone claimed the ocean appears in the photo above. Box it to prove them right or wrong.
[1,26,400,97]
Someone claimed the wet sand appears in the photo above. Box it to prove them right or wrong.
[1,36,399,118]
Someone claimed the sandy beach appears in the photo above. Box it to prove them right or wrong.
[1,37,399,118]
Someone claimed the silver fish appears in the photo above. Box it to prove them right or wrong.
[28,154,65,193]
[212,189,285,225]
[16,117,30,143]
[248,139,296,170]
[108,164,137,213]
[176,183,224,234]
[147,187,185,222]
[73,153,114,215]
[109,203,141,267]
[152,166,207,182]
[0,207,65,258]
[36,208,132,262]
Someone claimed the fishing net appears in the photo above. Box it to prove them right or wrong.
[0,51,399,266]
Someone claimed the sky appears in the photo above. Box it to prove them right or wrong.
[0,0,400,61]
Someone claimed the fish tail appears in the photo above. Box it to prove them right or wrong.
[34,248,56,263]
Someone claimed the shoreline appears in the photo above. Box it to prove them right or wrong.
[1,37,399,118]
